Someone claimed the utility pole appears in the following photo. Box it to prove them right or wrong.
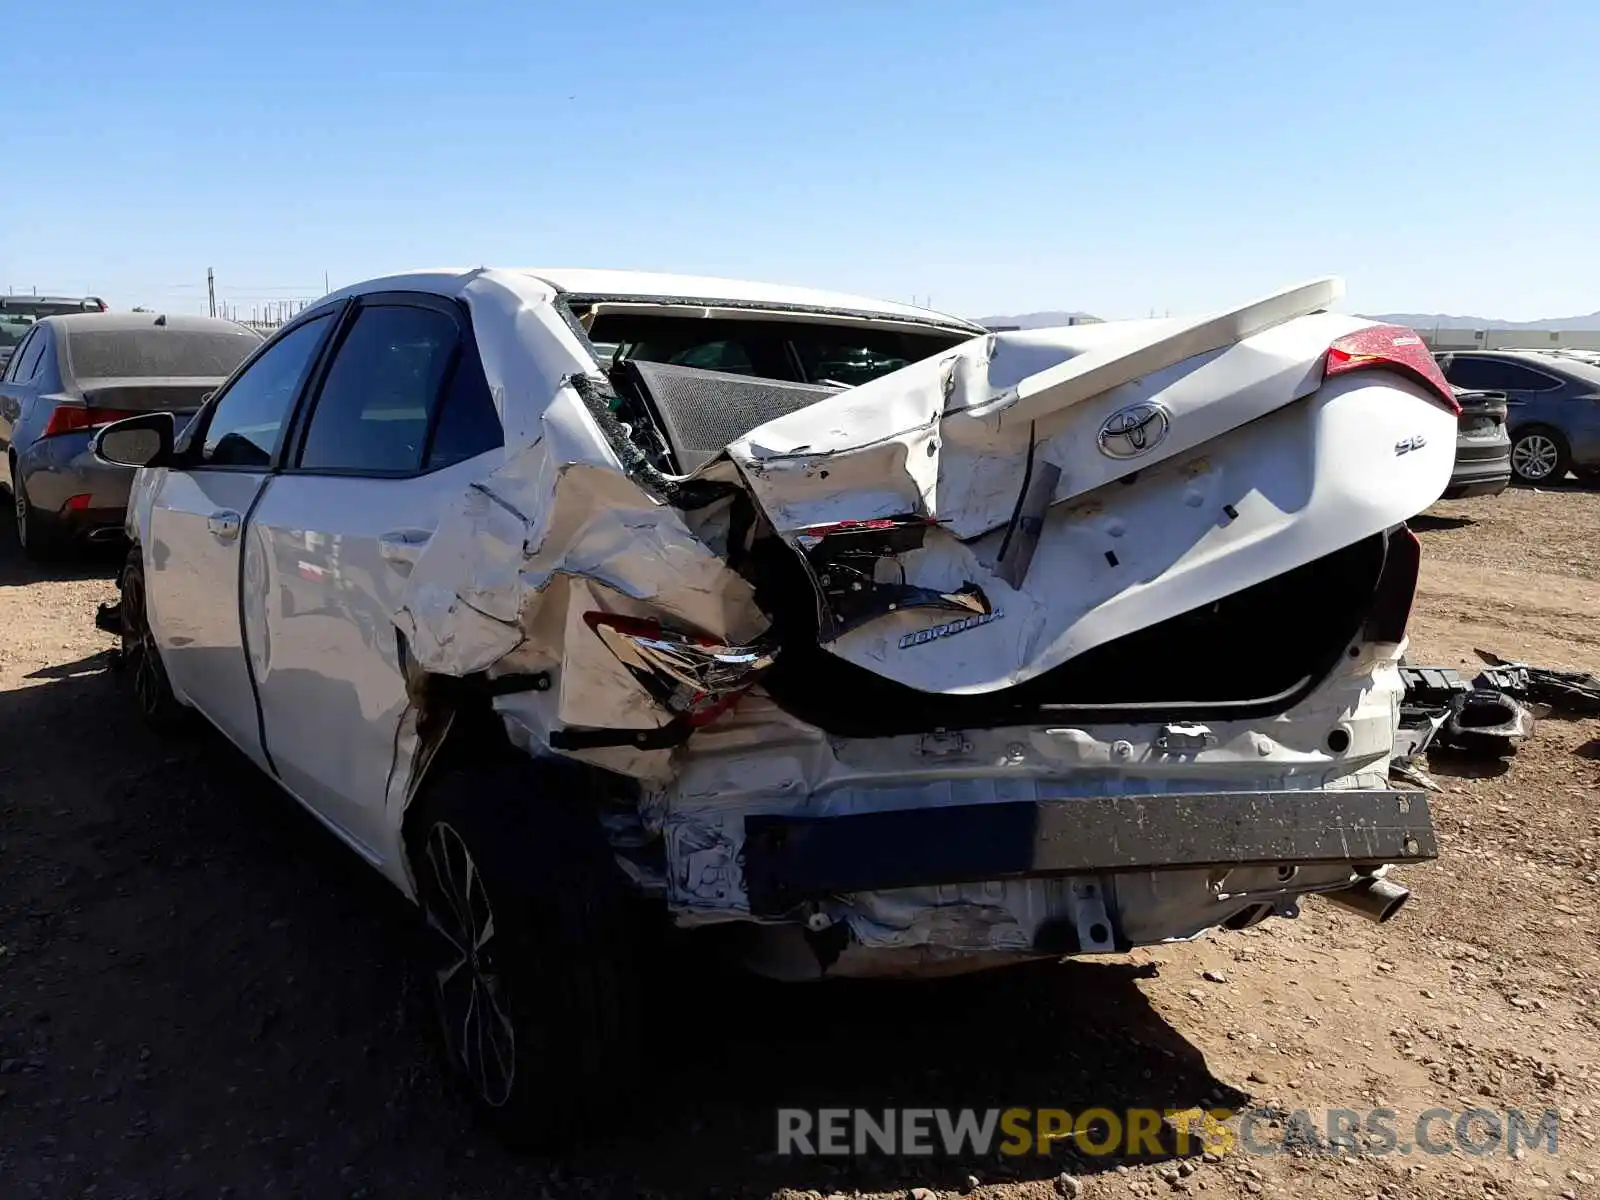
[207,268,216,318]
[324,271,330,295]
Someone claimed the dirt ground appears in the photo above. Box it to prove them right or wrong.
[2,485,1597,1200]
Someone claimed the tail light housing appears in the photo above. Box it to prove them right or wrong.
[1324,325,1460,415]
[1364,525,1422,644]
[584,613,778,727]
[41,406,136,438]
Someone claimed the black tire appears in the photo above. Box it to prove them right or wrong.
[119,545,189,731]
[13,471,65,562]
[1509,426,1571,485]
[405,758,646,1149]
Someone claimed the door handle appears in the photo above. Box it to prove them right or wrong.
[378,529,431,574]
[207,510,242,541]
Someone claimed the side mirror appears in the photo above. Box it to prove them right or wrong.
[92,411,176,469]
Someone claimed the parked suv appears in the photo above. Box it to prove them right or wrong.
[0,294,108,372]
[1435,349,1600,485]
[93,269,1446,1144]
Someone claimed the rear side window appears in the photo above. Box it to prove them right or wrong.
[1442,356,1561,392]
[296,303,502,474]
[66,329,260,380]
[425,341,503,470]
[11,329,49,383]
[202,315,334,467]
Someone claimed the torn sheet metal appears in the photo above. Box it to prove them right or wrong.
[383,269,1450,789]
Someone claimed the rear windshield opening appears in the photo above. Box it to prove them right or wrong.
[66,329,259,379]
[581,311,972,387]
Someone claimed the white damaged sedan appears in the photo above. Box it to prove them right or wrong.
[93,267,1455,1142]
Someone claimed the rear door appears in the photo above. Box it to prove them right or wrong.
[246,293,504,862]
[143,312,338,764]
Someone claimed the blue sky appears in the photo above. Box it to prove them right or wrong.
[4,0,1598,321]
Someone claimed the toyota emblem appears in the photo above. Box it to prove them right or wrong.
[1097,402,1171,460]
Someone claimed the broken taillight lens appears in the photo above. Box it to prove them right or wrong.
[1324,324,1460,415]
[584,613,778,727]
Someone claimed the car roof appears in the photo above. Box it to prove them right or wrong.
[521,267,980,328]
[0,294,104,309]
[37,312,259,336]
[317,267,984,333]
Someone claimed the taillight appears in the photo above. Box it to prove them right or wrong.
[41,406,135,438]
[584,613,777,727]
[1324,324,1460,415]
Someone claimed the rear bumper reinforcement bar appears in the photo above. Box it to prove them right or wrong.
[743,789,1436,917]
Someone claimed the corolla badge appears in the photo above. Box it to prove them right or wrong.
[1097,402,1171,460]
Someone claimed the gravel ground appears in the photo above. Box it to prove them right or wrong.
[1,485,1597,1200]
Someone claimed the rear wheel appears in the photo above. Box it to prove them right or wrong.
[406,759,646,1148]
[14,471,64,562]
[119,546,188,730]
[1509,427,1570,485]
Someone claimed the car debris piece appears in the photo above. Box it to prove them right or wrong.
[1442,688,1535,757]
[1397,664,1535,760]
[1473,649,1600,716]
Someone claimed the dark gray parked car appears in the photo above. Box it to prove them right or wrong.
[0,312,261,557]
[1436,350,1600,486]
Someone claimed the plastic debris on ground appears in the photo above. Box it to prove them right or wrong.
[1391,650,1599,779]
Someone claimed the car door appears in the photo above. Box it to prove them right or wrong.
[245,293,505,866]
[142,311,339,765]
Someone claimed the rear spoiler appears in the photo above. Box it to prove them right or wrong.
[951,277,1345,426]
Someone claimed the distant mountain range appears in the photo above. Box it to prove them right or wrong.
[1368,312,1600,331]
[975,308,1600,332]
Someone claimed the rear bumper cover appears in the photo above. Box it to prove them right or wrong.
[1443,432,1511,499]
[743,788,1436,917]
[18,433,134,532]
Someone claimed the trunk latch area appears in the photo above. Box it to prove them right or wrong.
[795,516,993,641]
[1156,722,1217,752]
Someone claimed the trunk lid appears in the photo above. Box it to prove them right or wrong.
[74,375,225,414]
[1452,386,1508,437]
[723,280,1458,699]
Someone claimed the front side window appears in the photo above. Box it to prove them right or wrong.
[201,314,333,467]
[297,305,460,474]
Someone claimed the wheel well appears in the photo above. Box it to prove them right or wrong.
[1511,422,1566,443]
[397,668,643,887]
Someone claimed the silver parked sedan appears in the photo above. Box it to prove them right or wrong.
[0,312,261,558]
